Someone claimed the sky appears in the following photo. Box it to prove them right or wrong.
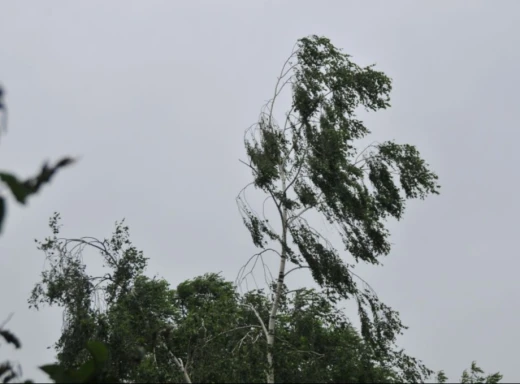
[0,1,519,382]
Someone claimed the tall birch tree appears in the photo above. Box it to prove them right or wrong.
[237,35,440,383]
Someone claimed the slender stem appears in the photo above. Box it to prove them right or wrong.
[284,265,310,278]
[266,150,289,384]
[247,304,269,339]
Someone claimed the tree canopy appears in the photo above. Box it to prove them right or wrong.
[29,214,403,383]
[29,215,503,383]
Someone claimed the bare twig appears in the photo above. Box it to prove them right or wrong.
[0,313,14,329]
[235,248,280,291]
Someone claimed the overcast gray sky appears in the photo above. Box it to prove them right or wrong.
[1,1,519,382]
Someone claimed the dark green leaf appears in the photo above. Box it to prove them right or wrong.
[86,341,108,364]
[0,330,21,349]
[0,173,30,204]
[39,364,69,383]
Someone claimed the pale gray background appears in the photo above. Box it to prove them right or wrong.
[1,1,519,382]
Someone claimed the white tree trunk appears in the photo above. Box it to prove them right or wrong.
[266,162,288,383]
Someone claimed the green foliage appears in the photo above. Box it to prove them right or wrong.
[238,35,440,382]
[29,215,505,383]
[40,341,112,383]
[460,361,503,384]
[29,213,151,381]
[437,370,448,383]
[30,215,432,383]
[436,362,502,384]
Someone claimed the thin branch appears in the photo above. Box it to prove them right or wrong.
[58,237,118,266]
[267,48,299,128]
[287,193,323,225]
[274,335,325,358]
[232,327,263,354]
[232,329,254,354]
[286,287,308,295]
[353,141,381,166]
[0,313,14,329]
[292,215,335,251]
[203,325,262,347]
[282,107,297,132]
[284,157,306,195]
[349,269,377,297]
[238,158,254,171]
[235,248,281,290]
[259,253,275,288]
[246,304,269,340]
[236,186,267,235]
[284,265,310,278]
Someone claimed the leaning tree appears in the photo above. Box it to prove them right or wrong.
[237,35,440,383]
